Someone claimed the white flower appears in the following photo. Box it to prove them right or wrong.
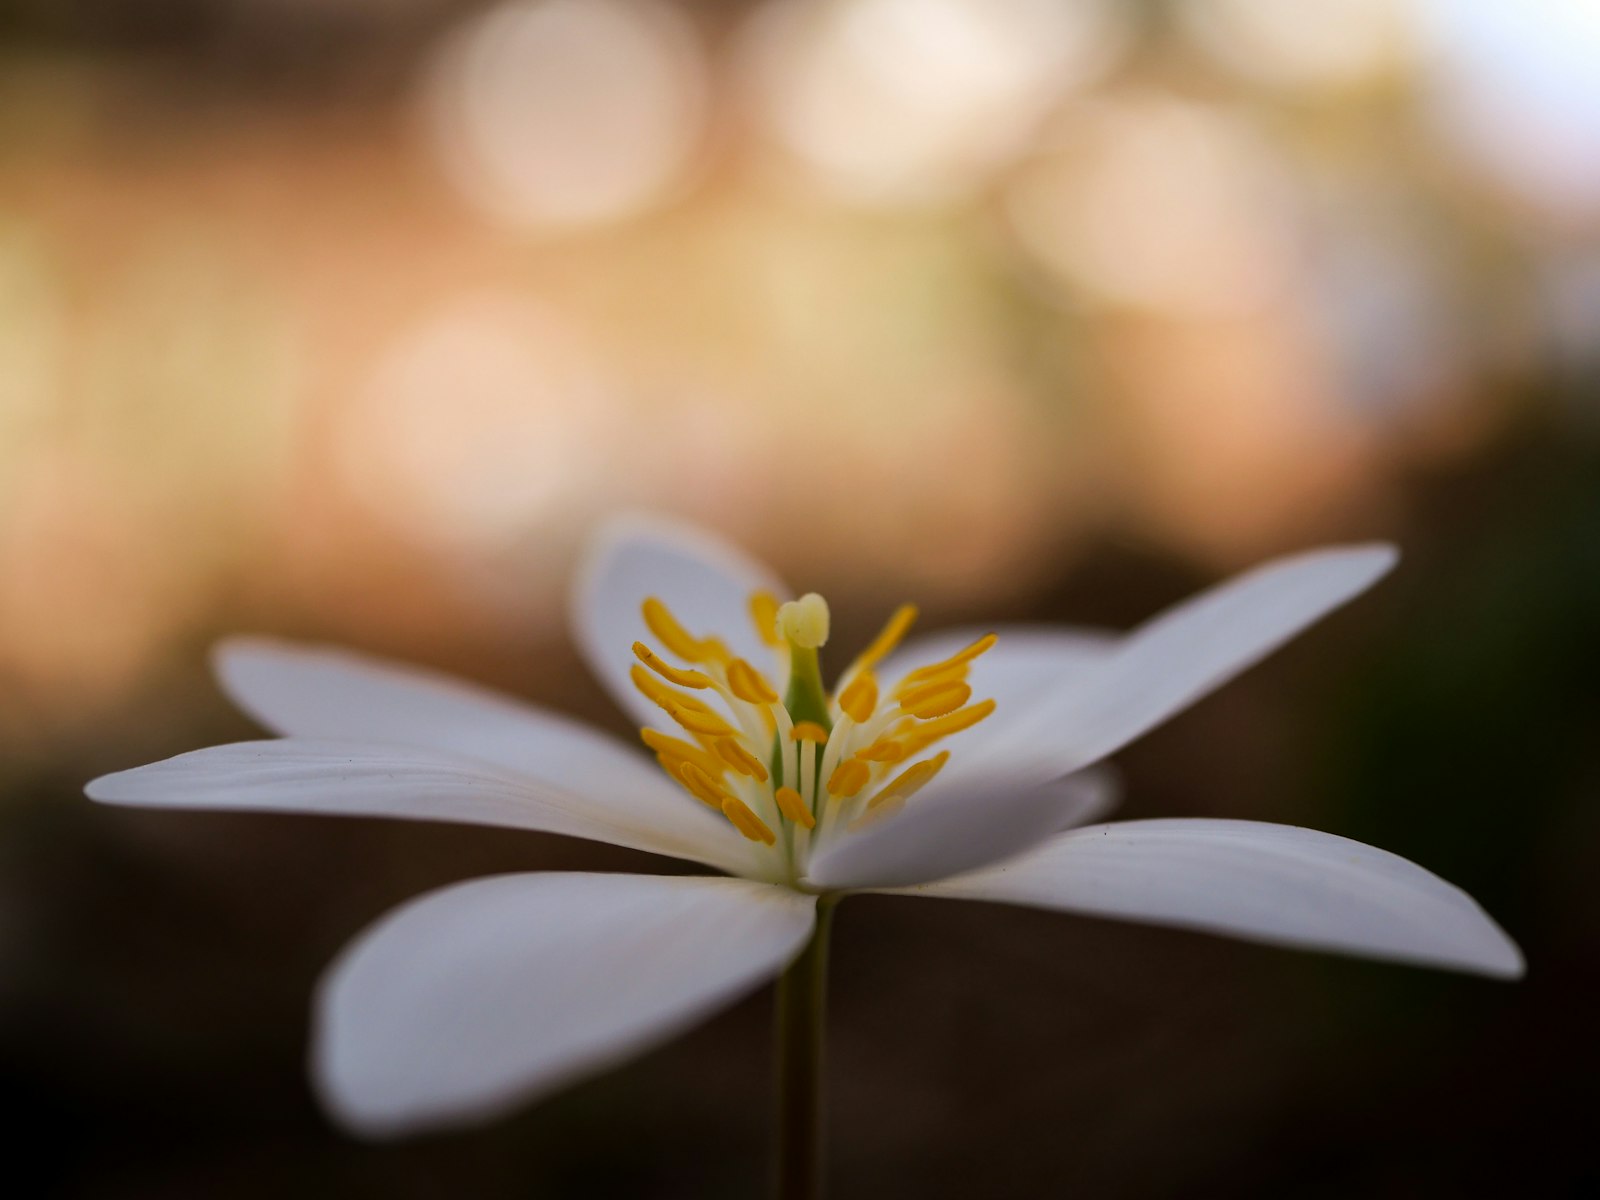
[86,515,1522,1138]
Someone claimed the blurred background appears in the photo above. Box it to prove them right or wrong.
[1,0,1596,1194]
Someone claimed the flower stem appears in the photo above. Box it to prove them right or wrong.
[774,894,838,1200]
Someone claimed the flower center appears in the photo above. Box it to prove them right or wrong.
[629,589,997,871]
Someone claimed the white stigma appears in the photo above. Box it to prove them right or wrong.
[777,593,830,649]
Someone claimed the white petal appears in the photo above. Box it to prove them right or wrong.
[886,819,1523,978]
[213,637,669,803]
[965,545,1398,784]
[314,872,816,1137]
[86,739,761,876]
[804,774,1099,891]
[1054,765,1121,829]
[571,512,788,729]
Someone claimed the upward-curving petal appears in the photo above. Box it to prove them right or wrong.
[314,872,816,1137]
[571,512,789,730]
[86,739,763,877]
[950,545,1398,787]
[882,819,1523,978]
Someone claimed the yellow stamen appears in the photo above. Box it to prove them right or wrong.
[838,672,878,723]
[867,751,950,811]
[898,698,996,756]
[854,603,918,672]
[727,657,780,705]
[634,593,996,853]
[672,705,739,739]
[716,737,769,782]
[826,758,870,798]
[630,664,718,717]
[856,737,908,764]
[677,761,732,810]
[774,785,815,829]
[777,592,831,649]
[640,729,724,777]
[892,662,965,696]
[899,632,997,685]
[899,679,973,719]
[750,591,784,648]
[660,761,721,807]
[632,642,713,689]
[642,597,707,661]
[722,795,778,844]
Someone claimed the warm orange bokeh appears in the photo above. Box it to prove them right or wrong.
[2,0,1595,733]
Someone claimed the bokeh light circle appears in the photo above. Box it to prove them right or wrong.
[1178,0,1407,91]
[423,0,709,229]
[741,0,1127,206]
[1005,97,1300,316]
[340,294,620,554]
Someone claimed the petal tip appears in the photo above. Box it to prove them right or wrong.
[82,771,122,804]
[1297,541,1401,592]
[577,509,777,595]
[309,1020,463,1143]
[1469,925,1526,981]
[1343,541,1401,578]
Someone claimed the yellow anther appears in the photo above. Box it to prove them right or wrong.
[642,597,708,662]
[855,603,918,672]
[838,672,878,723]
[632,642,714,690]
[727,657,780,705]
[640,729,724,777]
[900,633,997,685]
[777,592,831,649]
[722,795,778,845]
[716,737,769,782]
[671,705,739,739]
[630,664,718,717]
[892,662,965,696]
[856,737,908,764]
[826,758,871,798]
[774,785,815,829]
[662,761,722,808]
[866,751,950,811]
[898,698,996,756]
[750,591,784,648]
[899,680,973,720]
[635,589,988,852]
[677,761,732,810]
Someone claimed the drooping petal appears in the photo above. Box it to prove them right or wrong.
[804,772,1104,891]
[214,637,688,805]
[86,739,763,876]
[883,819,1523,978]
[571,512,788,730]
[956,545,1399,785]
[314,872,816,1137]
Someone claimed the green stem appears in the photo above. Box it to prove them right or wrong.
[774,894,838,1200]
